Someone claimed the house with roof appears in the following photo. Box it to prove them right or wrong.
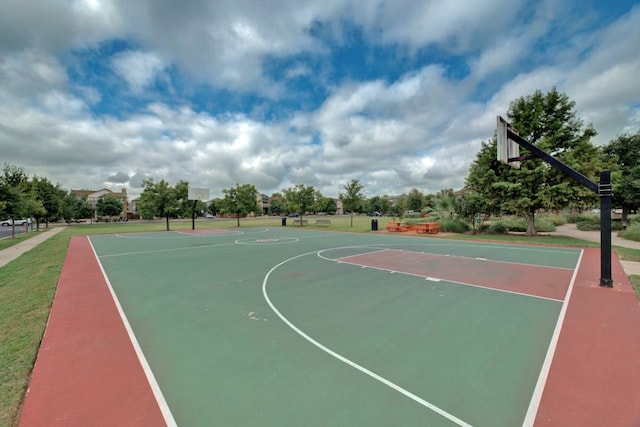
[71,188,129,220]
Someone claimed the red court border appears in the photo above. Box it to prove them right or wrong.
[338,249,572,301]
[17,239,640,426]
[18,236,167,427]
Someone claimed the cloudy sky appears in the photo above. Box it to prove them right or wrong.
[1,0,639,199]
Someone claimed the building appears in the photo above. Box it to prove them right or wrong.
[71,188,128,220]
[257,193,270,215]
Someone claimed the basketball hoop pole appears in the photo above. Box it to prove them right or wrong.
[192,200,197,230]
[501,119,613,287]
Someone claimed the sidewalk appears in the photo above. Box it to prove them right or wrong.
[0,226,66,268]
[551,223,640,276]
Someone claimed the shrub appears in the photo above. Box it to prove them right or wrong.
[541,214,567,226]
[566,213,597,224]
[619,224,640,242]
[485,216,556,233]
[486,222,508,234]
[576,216,626,231]
[440,218,469,233]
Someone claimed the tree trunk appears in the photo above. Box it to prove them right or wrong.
[526,210,537,236]
[237,212,240,227]
[165,215,170,231]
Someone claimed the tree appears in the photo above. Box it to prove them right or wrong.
[32,176,66,228]
[208,198,221,216]
[0,164,31,238]
[429,189,458,220]
[340,179,365,214]
[406,188,425,212]
[282,184,316,225]
[456,191,491,234]
[268,193,286,215]
[602,131,640,224]
[174,180,191,218]
[315,196,337,214]
[96,194,124,222]
[466,88,600,235]
[137,179,182,230]
[61,192,94,222]
[220,183,259,227]
[366,195,392,215]
[389,195,406,218]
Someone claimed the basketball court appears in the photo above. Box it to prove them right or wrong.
[18,227,640,426]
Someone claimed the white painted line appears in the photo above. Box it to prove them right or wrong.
[99,241,237,258]
[426,277,441,282]
[325,250,564,303]
[522,249,584,426]
[262,251,473,427]
[88,238,177,427]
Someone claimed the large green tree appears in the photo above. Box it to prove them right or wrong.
[61,192,94,222]
[32,176,65,228]
[0,164,32,237]
[466,88,600,235]
[340,179,365,214]
[96,194,124,222]
[220,183,259,227]
[282,184,316,225]
[405,188,425,213]
[366,195,392,215]
[137,179,183,230]
[602,131,640,224]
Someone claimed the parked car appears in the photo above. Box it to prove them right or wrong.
[1,218,32,226]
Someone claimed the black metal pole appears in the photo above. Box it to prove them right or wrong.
[505,123,614,288]
[599,171,613,287]
[192,200,197,230]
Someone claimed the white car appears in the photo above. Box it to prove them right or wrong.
[1,218,32,226]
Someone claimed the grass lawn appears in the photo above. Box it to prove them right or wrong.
[1,217,639,425]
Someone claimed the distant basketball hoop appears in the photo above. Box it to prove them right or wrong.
[497,116,521,169]
[188,187,210,201]
[188,187,210,231]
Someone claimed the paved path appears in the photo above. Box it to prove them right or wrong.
[0,226,65,268]
[551,223,640,275]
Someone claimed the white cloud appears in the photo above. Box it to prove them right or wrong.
[111,51,167,93]
[0,0,638,202]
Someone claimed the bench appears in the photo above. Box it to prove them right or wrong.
[315,219,331,226]
[416,222,440,234]
[291,219,308,225]
[386,221,409,232]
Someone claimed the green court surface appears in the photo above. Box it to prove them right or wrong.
[89,228,581,427]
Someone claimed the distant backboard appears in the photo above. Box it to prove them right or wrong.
[188,187,210,201]
[497,116,521,169]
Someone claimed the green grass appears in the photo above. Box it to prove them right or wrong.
[0,217,638,425]
[0,231,70,427]
[630,276,640,300]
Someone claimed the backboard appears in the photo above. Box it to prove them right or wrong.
[497,116,521,169]
[188,187,210,201]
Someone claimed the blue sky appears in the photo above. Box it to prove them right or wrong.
[1,0,639,199]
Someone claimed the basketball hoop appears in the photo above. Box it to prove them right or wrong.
[496,116,521,169]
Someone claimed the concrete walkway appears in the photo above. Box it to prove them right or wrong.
[551,223,640,276]
[0,226,66,268]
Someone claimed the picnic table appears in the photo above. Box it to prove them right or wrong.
[416,222,440,234]
[385,221,409,232]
